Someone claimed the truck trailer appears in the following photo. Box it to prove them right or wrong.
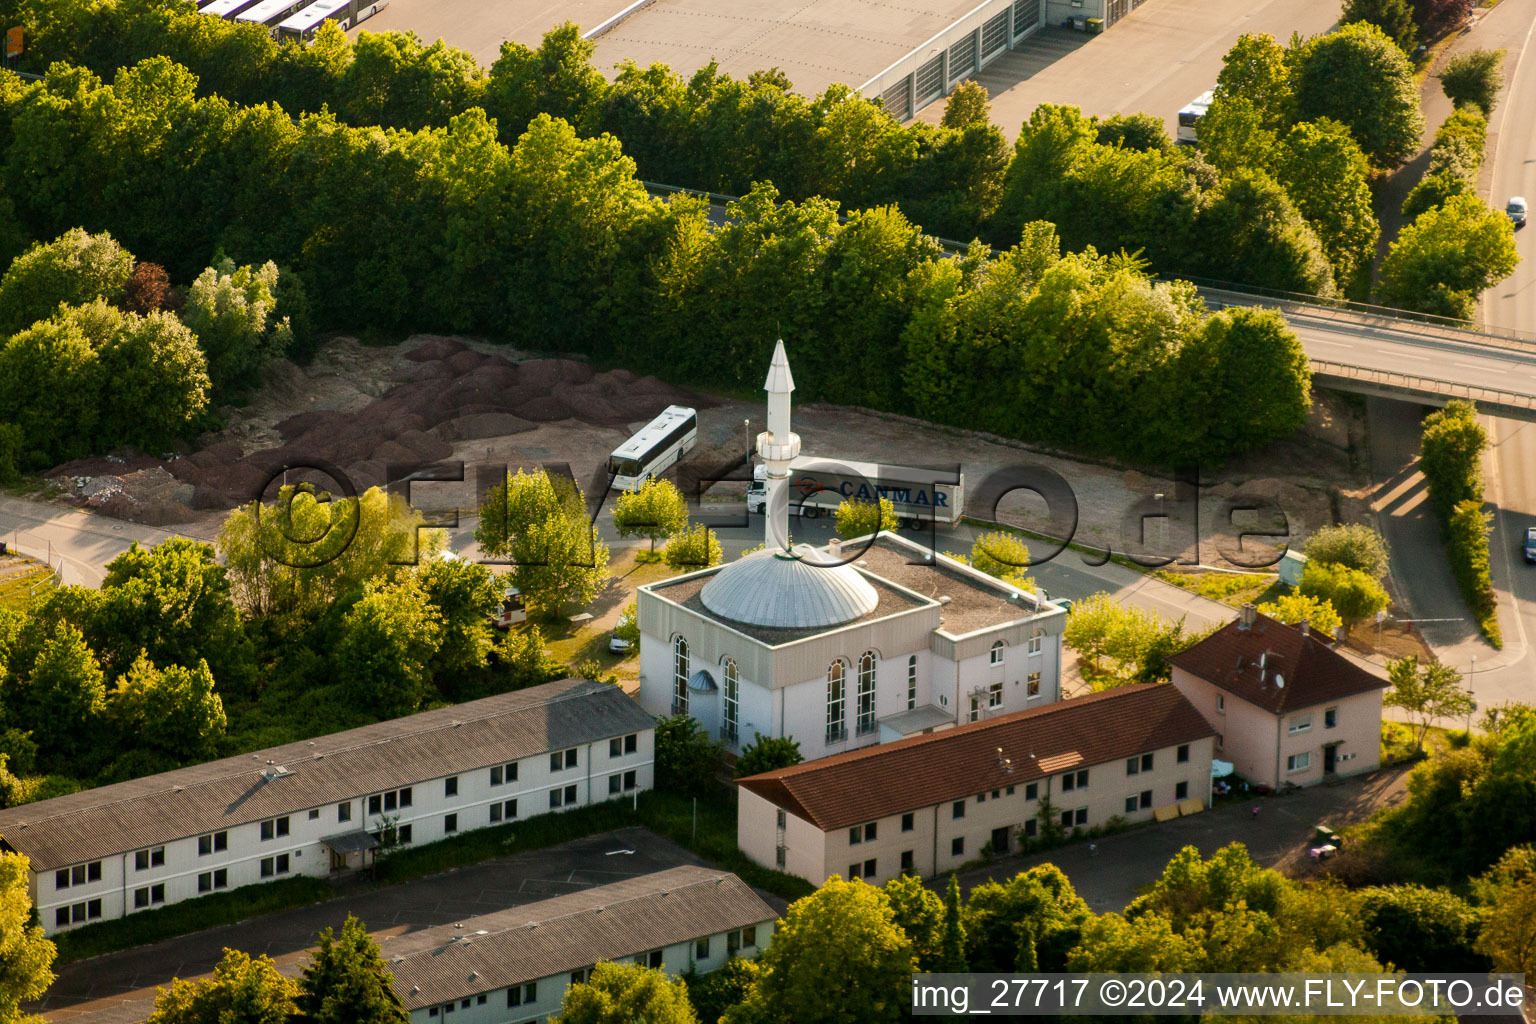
[746,457,963,527]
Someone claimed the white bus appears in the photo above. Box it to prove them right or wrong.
[607,405,697,491]
[1177,90,1214,146]
[202,0,268,19]
[237,0,316,31]
[276,0,351,41]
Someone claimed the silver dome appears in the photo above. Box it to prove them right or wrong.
[699,546,879,629]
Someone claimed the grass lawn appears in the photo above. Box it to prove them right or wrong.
[535,548,676,679]
[0,556,53,610]
[1153,568,1281,608]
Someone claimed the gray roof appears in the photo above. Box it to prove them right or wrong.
[382,866,777,1008]
[700,545,879,628]
[0,679,654,870]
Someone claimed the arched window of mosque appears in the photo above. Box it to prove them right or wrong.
[673,636,689,715]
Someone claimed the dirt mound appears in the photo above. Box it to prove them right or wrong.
[274,410,351,441]
[517,358,594,388]
[446,350,490,375]
[435,413,537,441]
[404,336,467,362]
[518,396,575,422]
[46,453,163,478]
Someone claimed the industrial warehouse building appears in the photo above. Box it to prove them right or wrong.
[383,867,779,1024]
[1,678,655,936]
[736,683,1216,886]
[636,343,1066,763]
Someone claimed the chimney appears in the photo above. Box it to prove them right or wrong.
[1239,603,1257,628]
[827,538,842,559]
[1298,618,1310,637]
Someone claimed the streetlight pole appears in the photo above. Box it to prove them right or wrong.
[1466,655,1476,733]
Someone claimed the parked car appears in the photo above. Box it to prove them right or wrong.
[609,632,634,654]
[1524,525,1536,564]
[1509,196,1528,228]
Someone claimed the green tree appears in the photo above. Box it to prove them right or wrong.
[294,916,409,1024]
[484,23,606,139]
[654,715,721,795]
[180,258,293,396]
[0,852,56,1023]
[489,625,567,691]
[938,873,968,971]
[1385,655,1474,751]
[1198,170,1335,294]
[1358,886,1485,971]
[1257,592,1343,637]
[1401,170,1470,220]
[0,228,134,334]
[335,575,445,717]
[1290,23,1426,170]
[15,622,106,760]
[1303,523,1391,580]
[110,654,227,763]
[882,874,945,969]
[613,478,688,552]
[1446,498,1497,641]
[148,948,298,1024]
[1418,399,1487,519]
[967,531,1034,588]
[1094,113,1170,152]
[416,555,501,682]
[1299,560,1390,628]
[612,602,640,649]
[664,524,723,570]
[0,316,101,466]
[0,423,22,485]
[1473,846,1536,975]
[734,878,915,1024]
[1214,33,1294,130]
[963,865,1090,971]
[475,470,609,618]
[1197,95,1279,174]
[1271,118,1380,283]
[93,306,210,453]
[1175,306,1312,460]
[939,81,991,130]
[1063,592,1196,685]
[1341,0,1418,54]
[552,962,698,1024]
[733,734,802,777]
[686,958,762,1024]
[834,497,897,540]
[1440,48,1504,115]
[1068,911,1204,971]
[1378,194,1519,320]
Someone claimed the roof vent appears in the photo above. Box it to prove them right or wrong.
[454,922,463,929]
[857,560,868,568]
[1298,618,1310,637]
[1239,603,1257,628]
[262,765,292,782]
[475,930,488,935]
[469,971,479,981]
[827,538,842,559]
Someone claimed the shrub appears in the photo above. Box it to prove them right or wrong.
[1299,560,1389,627]
[1302,523,1391,580]
[1341,0,1418,53]
[1440,48,1504,115]
[0,228,134,335]
[1446,499,1499,645]
[654,715,722,795]
[734,735,803,777]
[1419,400,1487,519]
[1257,592,1343,636]
[663,524,722,570]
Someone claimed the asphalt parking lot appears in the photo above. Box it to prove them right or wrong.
[36,827,743,1024]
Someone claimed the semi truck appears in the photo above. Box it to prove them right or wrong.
[746,457,964,527]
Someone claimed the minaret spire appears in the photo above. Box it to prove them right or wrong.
[757,340,801,551]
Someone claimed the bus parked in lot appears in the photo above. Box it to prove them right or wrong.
[606,406,698,492]
[236,0,315,31]
[1177,90,1214,145]
[202,0,267,20]
[276,0,352,41]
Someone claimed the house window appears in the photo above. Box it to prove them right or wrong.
[1139,789,1152,809]
[1125,795,1139,814]
[1028,629,1044,655]
[508,983,537,1007]
[550,748,578,772]
[907,655,918,711]
[444,777,458,798]
[988,680,1003,708]
[550,784,578,808]
[135,847,165,871]
[199,869,229,893]
[968,695,981,723]
[742,926,758,948]
[1175,781,1189,800]
[673,635,690,715]
[338,801,352,822]
[776,809,787,829]
[150,883,165,903]
[398,824,413,844]
[848,862,861,879]
[1176,744,1190,763]
[1289,715,1312,735]
[901,812,915,832]
[826,660,847,743]
[308,808,319,820]
[1026,672,1041,697]
[1217,733,1224,751]
[490,799,517,822]
[951,836,965,856]
[1325,707,1338,729]
[134,887,150,908]
[259,818,280,840]
[368,789,411,816]
[444,813,458,834]
[864,822,877,842]
[1006,785,1014,795]
[55,862,103,890]
[856,652,877,735]
[953,800,966,819]
[1025,782,1038,800]
[1062,808,1087,827]
[1024,819,1038,838]
[723,658,740,742]
[901,850,914,871]
[198,832,228,856]
[1126,757,1140,776]
[1141,754,1154,772]
[849,826,862,845]
[1217,694,1225,713]
[1287,752,1311,772]
[696,936,710,959]
[260,855,290,877]
[989,640,1005,665]
[491,762,518,785]
[1061,769,1088,791]
[727,931,740,955]
[863,858,876,878]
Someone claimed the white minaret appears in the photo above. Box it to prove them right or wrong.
[757,340,801,552]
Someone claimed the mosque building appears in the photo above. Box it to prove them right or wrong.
[636,342,1066,763]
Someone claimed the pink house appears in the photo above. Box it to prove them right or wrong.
[1169,605,1385,789]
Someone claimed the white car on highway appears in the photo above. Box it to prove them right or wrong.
[1509,197,1528,228]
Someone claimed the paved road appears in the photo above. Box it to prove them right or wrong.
[34,827,727,1024]
[0,496,187,588]
[917,0,1340,137]
[953,767,1411,913]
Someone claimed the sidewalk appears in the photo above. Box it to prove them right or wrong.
[0,494,190,588]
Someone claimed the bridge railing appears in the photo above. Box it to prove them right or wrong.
[1310,360,1536,413]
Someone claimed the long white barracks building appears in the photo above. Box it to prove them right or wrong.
[637,342,1066,763]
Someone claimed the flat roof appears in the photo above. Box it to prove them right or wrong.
[347,0,634,67]
[0,678,654,870]
[591,0,987,96]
